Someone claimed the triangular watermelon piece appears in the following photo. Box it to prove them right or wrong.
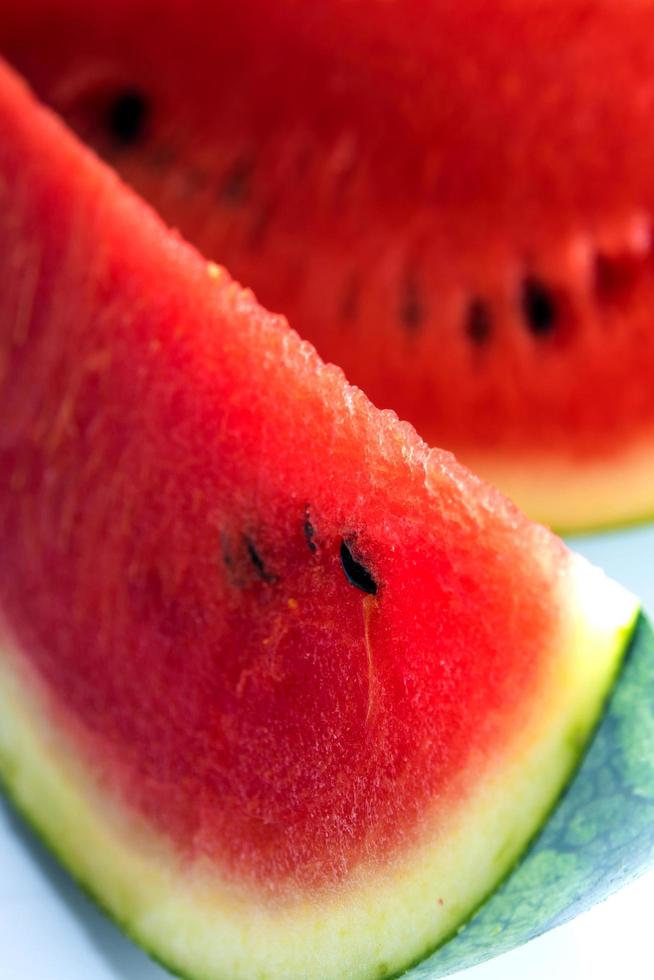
[3,0,654,530]
[0,56,652,980]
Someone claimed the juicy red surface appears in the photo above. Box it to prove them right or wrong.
[3,0,654,460]
[0,60,566,893]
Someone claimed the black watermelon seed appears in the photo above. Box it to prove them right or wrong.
[400,276,425,331]
[340,540,378,595]
[220,158,252,205]
[466,298,492,345]
[107,89,148,147]
[521,277,557,336]
[304,514,317,553]
[244,536,278,583]
[340,277,360,322]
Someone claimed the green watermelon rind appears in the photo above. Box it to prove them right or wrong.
[0,778,171,973]
[0,613,651,980]
[403,610,654,979]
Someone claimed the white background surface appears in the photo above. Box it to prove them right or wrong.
[1,525,653,980]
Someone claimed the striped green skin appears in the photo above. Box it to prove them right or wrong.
[406,612,654,979]
[1,614,652,980]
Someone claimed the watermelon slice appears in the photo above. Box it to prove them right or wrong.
[0,54,653,980]
[3,0,654,530]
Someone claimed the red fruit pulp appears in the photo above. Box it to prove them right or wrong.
[0,59,565,894]
[3,0,654,463]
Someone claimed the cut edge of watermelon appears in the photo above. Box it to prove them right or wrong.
[0,555,638,980]
[463,439,654,533]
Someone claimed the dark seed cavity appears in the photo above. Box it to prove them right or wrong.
[521,277,557,336]
[340,277,360,322]
[244,535,278,583]
[247,202,274,249]
[220,157,252,206]
[466,298,492,345]
[340,540,378,595]
[220,530,235,567]
[304,513,317,553]
[220,530,243,587]
[107,89,149,147]
[400,276,425,331]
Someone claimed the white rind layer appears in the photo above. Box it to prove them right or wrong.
[0,556,638,980]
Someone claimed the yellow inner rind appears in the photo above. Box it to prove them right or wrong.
[462,438,654,533]
[0,555,638,980]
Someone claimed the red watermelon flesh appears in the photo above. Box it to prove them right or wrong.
[3,0,654,528]
[0,50,639,980]
[0,50,564,892]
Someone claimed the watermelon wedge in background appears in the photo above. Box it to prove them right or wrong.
[2,51,654,980]
[3,0,654,530]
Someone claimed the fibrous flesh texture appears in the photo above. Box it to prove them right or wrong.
[0,48,640,980]
[3,0,654,528]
